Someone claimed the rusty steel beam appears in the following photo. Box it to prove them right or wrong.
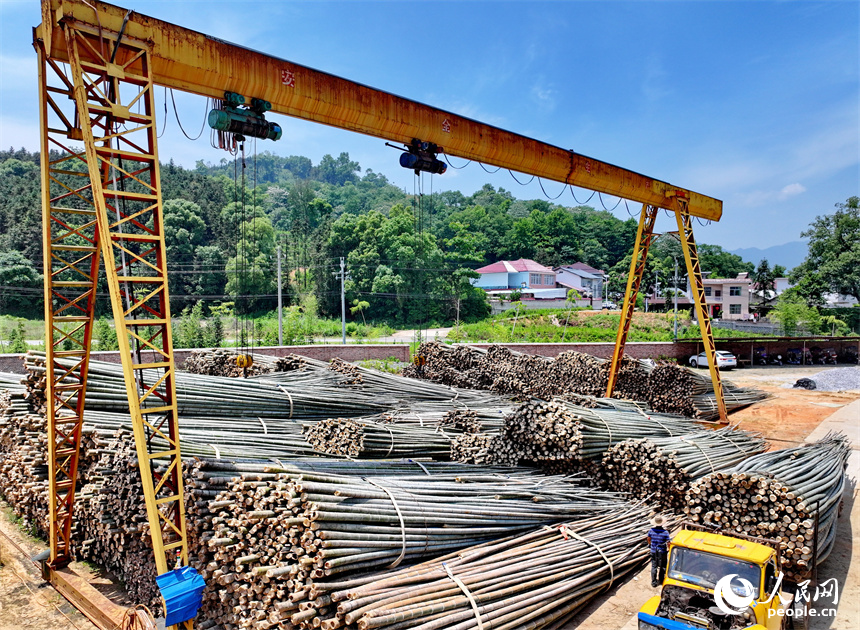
[36,0,722,221]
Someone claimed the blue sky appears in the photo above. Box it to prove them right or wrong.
[1,1,857,250]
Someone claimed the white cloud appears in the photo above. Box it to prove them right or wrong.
[641,54,672,103]
[530,83,556,113]
[779,183,806,199]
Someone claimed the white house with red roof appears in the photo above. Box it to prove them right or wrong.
[472,259,567,299]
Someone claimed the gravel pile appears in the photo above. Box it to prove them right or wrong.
[802,366,860,391]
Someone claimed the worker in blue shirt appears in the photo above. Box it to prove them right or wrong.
[648,514,670,587]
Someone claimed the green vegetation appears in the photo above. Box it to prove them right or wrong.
[0,148,755,329]
[1,147,855,342]
[448,309,684,343]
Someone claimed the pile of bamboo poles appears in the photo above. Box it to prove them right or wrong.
[451,398,702,468]
[321,503,662,630]
[303,418,453,459]
[684,433,850,579]
[185,459,631,630]
[404,343,768,419]
[598,428,768,510]
[23,352,393,420]
[182,349,275,377]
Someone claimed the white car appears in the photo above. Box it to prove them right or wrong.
[689,351,737,370]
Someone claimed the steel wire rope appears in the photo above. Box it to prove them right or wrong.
[478,162,502,173]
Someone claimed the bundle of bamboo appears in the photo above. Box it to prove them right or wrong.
[684,433,850,579]
[323,504,664,630]
[185,459,629,630]
[404,343,768,419]
[598,427,768,510]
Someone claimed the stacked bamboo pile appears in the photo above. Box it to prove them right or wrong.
[598,428,768,510]
[328,358,364,385]
[322,503,662,630]
[302,418,453,459]
[404,343,768,419]
[74,430,162,609]
[23,352,393,420]
[261,354,500,408]
[182,349,275,377]
[451,399,701,468]
[0,405,51,534]
[684,433,850,579]
[185,459,629,630]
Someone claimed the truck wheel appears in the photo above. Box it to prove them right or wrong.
[790,597,809,630]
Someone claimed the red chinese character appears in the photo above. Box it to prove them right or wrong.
[441,118,451,133]
[281,69,295,88]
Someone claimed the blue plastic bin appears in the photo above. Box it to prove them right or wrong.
[156,566,206,627]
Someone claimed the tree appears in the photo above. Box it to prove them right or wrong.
[350,299,369,325]
[316,152,360,186]
[0,251,41,313]
[769,291,820,336]
[797,196,860,302]
[751,259,777,315]
[4,319,28,353]
[204,315,225,348]
[94,317,118,351]
[226,217,277,312]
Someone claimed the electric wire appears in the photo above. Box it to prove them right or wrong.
[537,177,566,200]
[507,170,535,186]
[570,187,596,205]
[169,88,208,141]
[478,162,502,173]
[442,154,471,170]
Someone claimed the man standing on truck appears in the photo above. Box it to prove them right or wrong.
[647,515,670,587]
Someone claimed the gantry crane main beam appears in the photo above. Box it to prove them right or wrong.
[36,0,722,222]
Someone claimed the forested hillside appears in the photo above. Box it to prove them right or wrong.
[0,148,753,324]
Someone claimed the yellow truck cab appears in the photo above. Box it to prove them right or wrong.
[638,529,798,630]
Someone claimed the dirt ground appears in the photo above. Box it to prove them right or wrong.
[0,364,857,629]
[563,364,860,630]
[0,511,98,630]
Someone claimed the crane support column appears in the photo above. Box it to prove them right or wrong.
[673,194,728,423]
[38,41,102,569]
[606,204,659,398]
[61,22,191,614]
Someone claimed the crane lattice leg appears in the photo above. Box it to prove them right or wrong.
[673,196,728,423]
[38,41,101,569]
[606,204,659,398]
[63,24,190,592]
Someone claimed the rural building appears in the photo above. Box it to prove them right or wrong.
[702,272,753,320]
[472,259,567,299]
[554,263,605,299]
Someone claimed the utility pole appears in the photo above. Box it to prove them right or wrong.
[277,245,283,346]
[673,257,679,340]
[340,257,346,344]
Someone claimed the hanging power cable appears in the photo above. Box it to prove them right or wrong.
[507,170,535,186]
[538,177,566,200]
[169,88,208,141]
[570,186,596,205]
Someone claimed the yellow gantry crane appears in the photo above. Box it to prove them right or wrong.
[33,0,727,627]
